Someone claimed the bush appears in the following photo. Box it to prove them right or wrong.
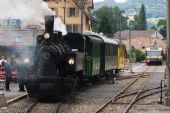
[128,48,146,62]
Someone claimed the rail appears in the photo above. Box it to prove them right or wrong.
[94,72,149,113]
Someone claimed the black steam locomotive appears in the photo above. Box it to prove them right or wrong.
[25,16,84,99]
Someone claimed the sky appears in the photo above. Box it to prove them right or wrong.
[93,0,127,3]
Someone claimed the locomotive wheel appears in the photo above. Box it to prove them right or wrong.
[75,71,85,89]
[75,75,80,89]
[115,69,119,74]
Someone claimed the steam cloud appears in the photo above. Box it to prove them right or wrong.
[54,18,67,35]
[0,0,67,35]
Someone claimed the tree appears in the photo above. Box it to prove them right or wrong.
[98,16,112,34]
[159,25,166,39]
[148,19,166,39]
[92,6,128,36]
[157,19,166,39]
[133,3,147,30]
[128,48,146,62]
[157,19,166,27]
[150,26,157,30]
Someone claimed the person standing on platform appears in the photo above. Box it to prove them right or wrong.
[0,56,6,90]
[16,57,26,92]
[10,56,17,82]
[0,56,6,71]
[4,57,12,91]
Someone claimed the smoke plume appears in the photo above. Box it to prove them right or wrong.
[0,0,67,35]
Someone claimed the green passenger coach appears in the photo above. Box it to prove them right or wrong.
[83,35,103,77]
[99,36,118,75]
[84,32,118,77]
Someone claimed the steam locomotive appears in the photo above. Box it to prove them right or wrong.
[25,16,84,99]
[25,16,128,99]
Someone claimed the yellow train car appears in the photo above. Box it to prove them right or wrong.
[115,41,128,73]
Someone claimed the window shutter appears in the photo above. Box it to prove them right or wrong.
[76,8,79,16]
[66,8,70,17]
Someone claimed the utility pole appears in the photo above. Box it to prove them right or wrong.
[155,30,158,43]
[119,14,122,42]
[80,0,84,33]
[116,12,118,38]
[129,22,131,50]
[63,0,66,24]
[129,29,131,50]
[165,0,170,106]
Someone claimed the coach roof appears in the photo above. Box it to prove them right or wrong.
[84,34,103,43]
[84,32,118,45]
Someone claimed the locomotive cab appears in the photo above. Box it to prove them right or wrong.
[65,50,84,73]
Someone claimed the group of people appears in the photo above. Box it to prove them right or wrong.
[0,55,26,92]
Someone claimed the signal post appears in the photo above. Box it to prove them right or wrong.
[165,0,170,106]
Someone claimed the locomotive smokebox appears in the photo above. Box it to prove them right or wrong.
[45,16,54,35]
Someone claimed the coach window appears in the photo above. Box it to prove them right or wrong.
[96,43,100,57]
[93,44,96,57]
[109,45,111,56]
[106,45,109,56]
[113,46,116,56]
[105,45,107,56]
[93,43,97,57]
[110,45,113,56]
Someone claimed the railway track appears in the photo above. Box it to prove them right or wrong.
[25,101,62,113]
[0,65,164,113]
[4,94,62,113]
[7,93,27,105]
[116,73,149,80]
[94,66,160,113]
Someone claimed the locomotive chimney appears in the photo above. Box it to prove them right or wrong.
[45,16,54,35]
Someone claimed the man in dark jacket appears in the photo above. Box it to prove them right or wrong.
[16,57,27,92]
[4,58,12,91]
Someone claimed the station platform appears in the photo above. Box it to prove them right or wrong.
[0,82,26,101]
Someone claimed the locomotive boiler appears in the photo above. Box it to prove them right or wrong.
[25,16,84,99]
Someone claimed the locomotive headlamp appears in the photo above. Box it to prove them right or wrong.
[24,58,30,64]
[44,32,50,39]
[68,58,75,65]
